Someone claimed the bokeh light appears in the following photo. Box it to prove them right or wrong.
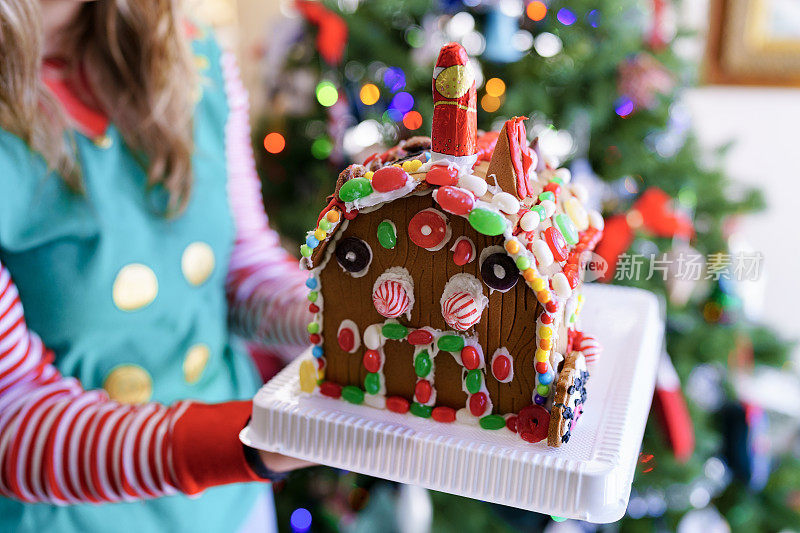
[311,137,333,159]
[557,8,577,25]
[262,132,285,154]
[390,92,414,114]
[402,111,423,130]
[587,9,601,28]
[485,77,506,97]
[360,83,380,105]
[383,67,406,92]
[526,1,547,21]
[534,32,563,57]
[615,96,635,118]
[481,94,501,112]
[405,26,425,48]
[315,81,338,107]
[289,508,312,533]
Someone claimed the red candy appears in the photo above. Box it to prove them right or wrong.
[415,380,432,403]
[451,237,475,266]
[309,333,321,344]
[408,329,434,345]
[317,358,325,370]
[344,209,359,220]
[517,405,550,443]
[425,165,458,186]
[371,166,409,192]
[540,313,553,324]
[545,301,558,313]
[460,346,481,370]
[563,265,580,289]
[543,182,561,198]
[319,382,342,398]
[338,328,355,352]
[544,226,568,262]
[435,186,475,215]
[363,349,381,373]
[535,361,548,374]
[432,406,457,423]
[506,415,518,433]
[492,354,511,381]
[309,303,320,313]
[386,395,410,414]
[469,392,488,416]
[408,209,448,249]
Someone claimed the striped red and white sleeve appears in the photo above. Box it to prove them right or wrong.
[0,263,264,504]
[221,51,310,352]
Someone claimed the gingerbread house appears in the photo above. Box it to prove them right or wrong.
[297,43,603,447]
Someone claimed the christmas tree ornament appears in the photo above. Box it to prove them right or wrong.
[653,351,694,462]
[720,402,771,490]
[483,2,523,63]
[295,0,348,66]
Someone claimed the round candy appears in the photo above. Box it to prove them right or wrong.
[451,237,475,266]
[469,392,488,417]
[407,329,434,345]
[506,415,518,433]
[543,182,561,198]
[516,404,550,443]
[554,213,579,246]
[458,174,488,197]
[372,279,411,318]
[441,291,484,331]
[305,235,319,249]
[414,350,432,377]
[465,369,482,394]
[460,346,481,370]
[338,177,374,202]
[386,395,410,413]
[491,353,512,382]
[544,227,568,262]
[363,349,381,373]
[432,406,457,423]
[492,192,520,214]
[371,166,409,192]
[468,208,506,236]
[364,372,381,394]
[408,208,449,250]
[425,165,458,186]
[376,220,397,249]
[305,277,317,289]
[538,370,554,385]
[415,379,432,403]
[480,253,518,292]
[520,210,541,232]
[335,237,373,274]
[563,264,580,289]
[535,361,548,374]
[434,186,475,215]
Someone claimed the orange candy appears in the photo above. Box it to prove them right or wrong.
[326,210,340,222]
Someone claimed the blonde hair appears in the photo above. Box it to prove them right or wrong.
[0,0,196,213]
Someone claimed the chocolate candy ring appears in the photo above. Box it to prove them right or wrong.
[335,237,372,275]
[480,252,518,291]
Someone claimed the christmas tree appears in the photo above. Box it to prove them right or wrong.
[255,1,795,530]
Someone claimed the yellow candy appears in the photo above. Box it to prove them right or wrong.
[538,326,552,339]
[531,278,545,291]
[299,359,318,393]
[565,197,590,231]
[314,229,326,240]
[364,171,374,180]
[505,240,520,254]
[535,349,549,362]
[402,159,423,172]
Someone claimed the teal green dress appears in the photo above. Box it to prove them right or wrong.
[0,36,265,532]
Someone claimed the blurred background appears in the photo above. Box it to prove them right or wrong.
[189,0,799,531]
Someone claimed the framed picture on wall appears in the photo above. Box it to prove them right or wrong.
[706,0,800,86]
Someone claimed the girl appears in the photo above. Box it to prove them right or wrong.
[0,0,312,531]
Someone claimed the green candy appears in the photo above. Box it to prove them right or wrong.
[307,322,319,334]
[364,372,381,395]
[382,322,408,340]
[554,213,578,245]
[437,335,464,352]
[550,176,564,185]
[318,218,331,231]
[538,191,555,203]
[465,370,483,394]
[376,220,397,249]
[341,385,365,405]
[338,177,374,202]
[531,204,546,220]
[468,208,507,236]
[300,244,312,257]
[537,383,550,396]
[515,255,530,271]
[409,402,432,418]
[479,415,506,430]
[414,351,432,377]
[307,291,318,302]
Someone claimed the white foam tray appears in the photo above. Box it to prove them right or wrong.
[241,284,662,523]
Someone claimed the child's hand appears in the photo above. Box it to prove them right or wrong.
[258,450,315,473]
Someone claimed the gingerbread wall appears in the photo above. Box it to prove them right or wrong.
[320,192,568,415]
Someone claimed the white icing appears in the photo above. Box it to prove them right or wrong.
[455,408,481,426]
[336,319,361,353]
[364,394,386,409]
[372,266,415,320]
